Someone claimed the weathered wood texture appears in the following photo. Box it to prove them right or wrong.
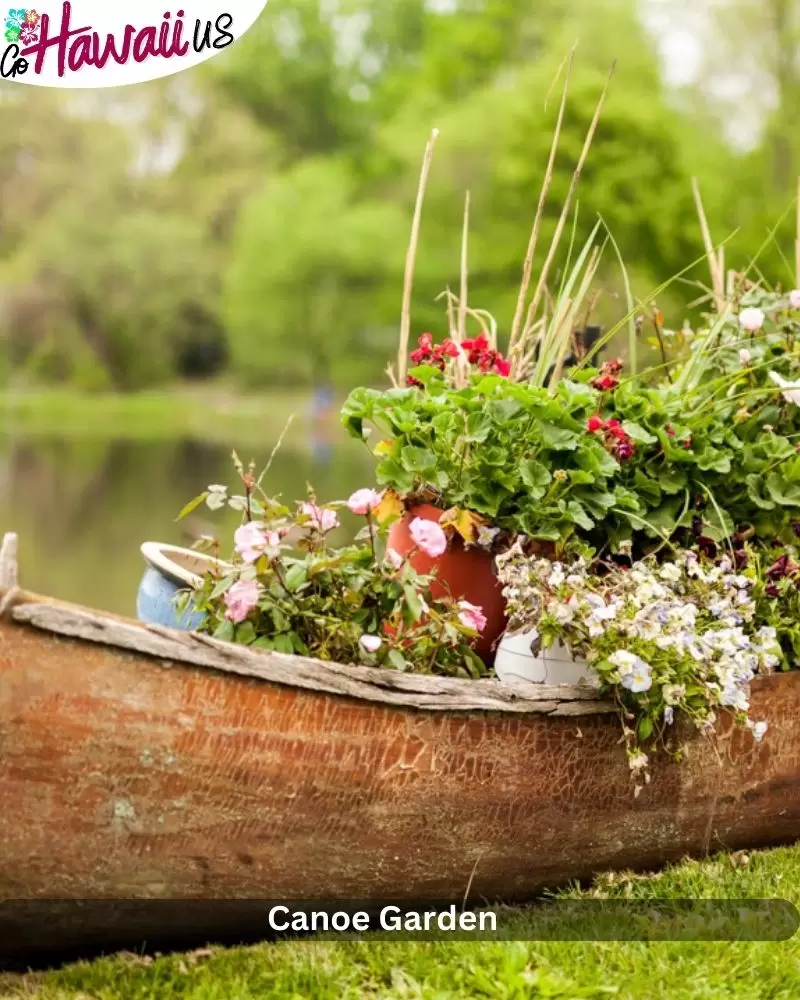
[10,596,613,714]
[2,592,800,928]
[0,532,16,590]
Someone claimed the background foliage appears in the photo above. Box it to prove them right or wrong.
[0,0,798,390]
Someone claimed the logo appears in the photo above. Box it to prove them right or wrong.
[1,1,269,87]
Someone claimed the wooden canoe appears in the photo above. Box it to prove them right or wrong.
[1,532,800,957]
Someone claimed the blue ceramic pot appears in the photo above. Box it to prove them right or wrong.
[137,542,229,631]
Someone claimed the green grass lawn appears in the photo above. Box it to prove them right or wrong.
[0,386,317,447]
[4,844,800,999]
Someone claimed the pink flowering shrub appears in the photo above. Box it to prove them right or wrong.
[177,457,487,678]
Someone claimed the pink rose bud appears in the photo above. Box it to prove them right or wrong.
[386,548,404,570]
[738,307,765,332]
[360,634,383,653]
[224,579,261,623]
[301,502,340,532]
[409,517,448,558]
[234,522,268,563]
[790,290,800,310]
[458,600,488,633]
[347,488,383,516]
[739,348,751,366]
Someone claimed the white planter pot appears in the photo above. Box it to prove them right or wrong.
[494,630,598,687]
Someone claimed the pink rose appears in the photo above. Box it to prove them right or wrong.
[347,488,383,516]
[359,634,383,653]
[409,517,448,558]
[234,522,268,563]
[738,307,765,332]
[385,548,404,570]
[301,502,339,532]
[790,290,800,310]
[458,600,487,633]
[224,579,261,623]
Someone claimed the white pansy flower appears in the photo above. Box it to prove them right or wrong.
[495,547,769,755]
[477,525,500,548]
[635,619,663,641]
[609,651,654,693]
[662,683,685,706]
[583,592,605,608]
[608,650,639,671]
[553,602,575,624]
[622,664,653,693]
[720,684,749,712]
[659,563,682,583]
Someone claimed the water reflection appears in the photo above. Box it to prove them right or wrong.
[0,433,372,615]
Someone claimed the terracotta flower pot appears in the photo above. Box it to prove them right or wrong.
[387,504,507,664]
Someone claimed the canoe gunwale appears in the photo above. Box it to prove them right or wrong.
[8,593,617,716]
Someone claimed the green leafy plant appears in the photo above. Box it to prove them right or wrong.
[343,367,645,546]
[178,462,487,678]
[341,360,734,553]
[343,280,800,559]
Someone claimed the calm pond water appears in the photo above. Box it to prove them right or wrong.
[0,429,373,615]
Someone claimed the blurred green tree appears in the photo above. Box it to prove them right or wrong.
[224,158,407,385]
[663,0,800,285]
[7,207,218,390]
[0,0,793,392]
[224,4,718,378]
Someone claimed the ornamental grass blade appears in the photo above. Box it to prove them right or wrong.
[397,128,439,385]
[577,243,733,373]
[547,244,604,391]
[796,175,799,288]
[512,59,615,379]
[508,44,576,358]
[531,218,603,386]
[599,217,637,377]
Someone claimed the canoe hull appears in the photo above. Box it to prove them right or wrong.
[2,609,800,954]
